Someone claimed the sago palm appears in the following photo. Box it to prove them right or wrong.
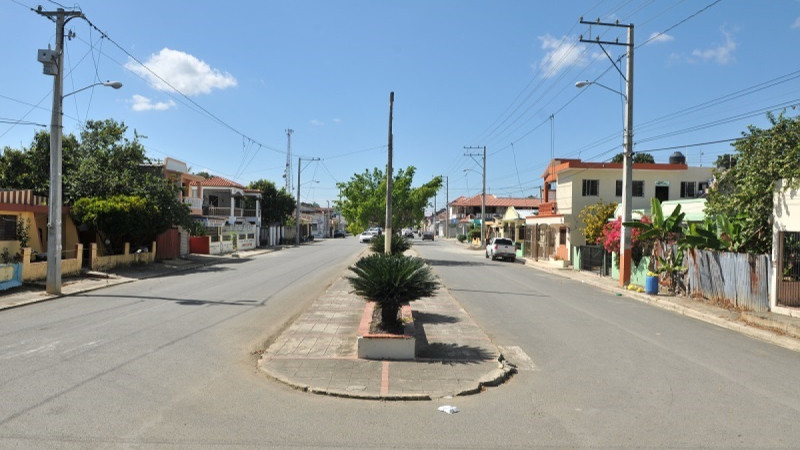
[347,254,439,331]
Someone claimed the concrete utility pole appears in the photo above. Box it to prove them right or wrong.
[295,156,319,246]
[580,18,634,287]
[284,129,293,192]
[384,92,394,255]
[464,146,487,247]
[37,7,82,295]
[445,175,449,239]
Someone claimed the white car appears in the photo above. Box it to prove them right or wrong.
[359,230,377,243]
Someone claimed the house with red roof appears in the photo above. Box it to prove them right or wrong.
[527,155,712,264]
[448,194,540,238]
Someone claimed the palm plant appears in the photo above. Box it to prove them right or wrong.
[347,254,439,332]
[369,234,411,255]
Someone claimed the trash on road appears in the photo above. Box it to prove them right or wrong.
[438,405,460,414]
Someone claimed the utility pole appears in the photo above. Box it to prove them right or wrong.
[295,156,319,246]
[445,175,449,239]
[37,7,82,295]
[384,92,394,255]
[284,129,293,192]
[580,18,634,287]
[464,146,487,247]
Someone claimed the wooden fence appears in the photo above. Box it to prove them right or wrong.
[685,249,770,312]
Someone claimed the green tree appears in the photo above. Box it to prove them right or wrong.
[71,195,168,252]
[706,112,800,254]
[336,166,441,234]
[578,201,618,245]
[611,152,655,164]
[248,179,296,224]
[0,131,79,195]
[714,154,738,170]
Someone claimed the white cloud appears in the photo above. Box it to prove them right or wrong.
[647,32,674,44]
[125,48,237,95]
[332,118,342,125]
[310,119,325,126]
[130,94,176,112]
[792,17,800,29]
[537,34,595,78]
[691,30,737,64]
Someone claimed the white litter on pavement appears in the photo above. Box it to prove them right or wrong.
[438,405,460,414]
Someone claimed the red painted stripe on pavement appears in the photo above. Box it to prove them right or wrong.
[381,361,390,396]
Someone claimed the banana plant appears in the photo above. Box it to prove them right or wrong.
[625,198,686,293]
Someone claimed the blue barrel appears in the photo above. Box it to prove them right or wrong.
[645,275,659,295]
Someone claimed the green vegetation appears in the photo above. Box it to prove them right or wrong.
[248,179,295,224]
[706,112,800,254]
[336,166,441,235]
[578,201,618,245]
[369,234,411,255]
[347,254,439,332]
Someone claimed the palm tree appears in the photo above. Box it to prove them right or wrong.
[347,254,439,332]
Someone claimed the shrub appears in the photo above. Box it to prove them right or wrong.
[456,234,467,243]
[369,234,411,255]
[468,228,482,241]
[347,254,439,331]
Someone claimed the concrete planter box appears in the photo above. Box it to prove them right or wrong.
[357,301,416,360]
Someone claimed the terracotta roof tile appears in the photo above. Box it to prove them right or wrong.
[200,176,245,189]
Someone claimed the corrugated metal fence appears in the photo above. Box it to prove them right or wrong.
[685,249,770,312]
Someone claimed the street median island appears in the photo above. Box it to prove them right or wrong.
[257,275,514,400]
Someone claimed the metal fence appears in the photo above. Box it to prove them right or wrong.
[576,245,612,276]
[685,249,770,312]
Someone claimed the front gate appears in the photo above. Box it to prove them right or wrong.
[579,245,612,276]
[777,231,800,307]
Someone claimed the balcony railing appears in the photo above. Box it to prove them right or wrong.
[183,197,203,211]
[202,206,259,218]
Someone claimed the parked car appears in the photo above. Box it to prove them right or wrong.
[486,237,516,261]
[403,229,414,238]
[359,230,377,243]
[422,231,435,241]
[333,230,345,238]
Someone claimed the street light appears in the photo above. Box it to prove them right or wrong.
[64,80,123,98]
[45,80,122,294]
[576,76,634,287]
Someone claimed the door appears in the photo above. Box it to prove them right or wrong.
[655,186,669,202]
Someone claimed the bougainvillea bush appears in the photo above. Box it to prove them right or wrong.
[597,216,651,256]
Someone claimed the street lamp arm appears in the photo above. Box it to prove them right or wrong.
[575,80,626,100]
[63,80,123,98]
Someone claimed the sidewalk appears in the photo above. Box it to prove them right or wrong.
[0,247,277,311]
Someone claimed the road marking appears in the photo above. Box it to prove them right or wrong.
[498,345,537,371]
[381,361,390,395]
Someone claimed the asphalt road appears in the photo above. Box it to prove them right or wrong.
[1,237,799,448]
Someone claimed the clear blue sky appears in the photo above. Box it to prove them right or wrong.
[2,0,799,211]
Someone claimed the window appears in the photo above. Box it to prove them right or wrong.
[582,179,599,196]
[616,180,645,197]
[680,181,696,198]
[697,182,708,195]
[0,215,16,241]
